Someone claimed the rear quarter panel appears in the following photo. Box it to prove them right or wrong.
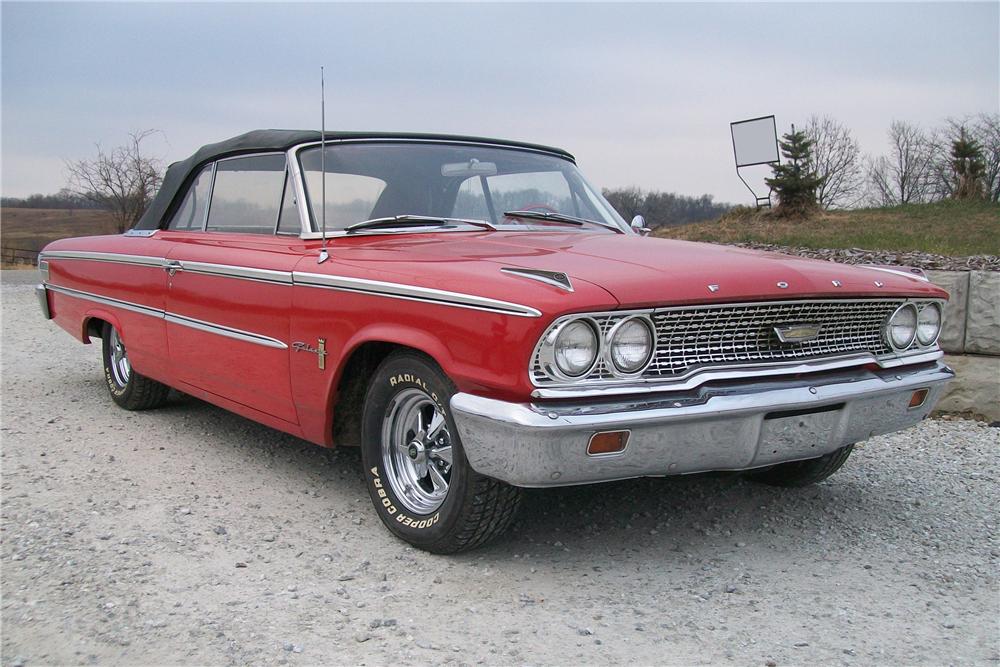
[42,235,175,383]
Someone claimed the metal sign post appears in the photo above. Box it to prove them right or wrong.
[730,115,780,209]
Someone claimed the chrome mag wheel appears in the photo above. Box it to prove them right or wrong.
[380,388,454,514]
[108,327,131,388]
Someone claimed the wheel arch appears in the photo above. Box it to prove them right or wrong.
[329,330,452,448]
[80,309,122,344]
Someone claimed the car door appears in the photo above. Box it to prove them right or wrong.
[162,153,303,425]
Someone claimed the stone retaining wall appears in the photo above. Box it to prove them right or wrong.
[926,270,1000,355]
[926,270,999,421]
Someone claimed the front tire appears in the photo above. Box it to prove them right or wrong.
[360,351,521,553]
[744,444,855,487]
[101,322,170,410]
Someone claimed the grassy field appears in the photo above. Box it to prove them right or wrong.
[656,200,1000,256]
[1,208,118,268]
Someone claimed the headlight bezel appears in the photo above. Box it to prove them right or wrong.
[885,302,919,351]
[538,316,601,381]
[604,315,656,377]
[916,302,943,347]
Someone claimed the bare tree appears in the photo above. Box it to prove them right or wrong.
[925,124,958,200]
[973,112,1000,202]
[803,115,864,209]
[923,114,1000,202]
[602,186,645,222]
[867,121,935,206]
[66,130,164,233]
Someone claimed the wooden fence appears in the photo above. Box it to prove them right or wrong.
[1,246,40,266]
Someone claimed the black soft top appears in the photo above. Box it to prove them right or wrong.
[134,129,575,230]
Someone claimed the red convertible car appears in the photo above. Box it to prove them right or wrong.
[37,130,953,552]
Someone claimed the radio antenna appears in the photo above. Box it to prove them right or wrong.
[317,66,329,264]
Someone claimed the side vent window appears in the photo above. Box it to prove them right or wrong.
[167,164,213,231]
[276,171,301,235]
[205,154,287,235]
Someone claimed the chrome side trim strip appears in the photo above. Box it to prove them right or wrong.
[39,250,168,268]
[46,285,286,349]
[164,313,288,349]
[40,250,536,317]
[46,284,164,318]
[529,349,944,399]
[41,250,294,286]
[293,271,542,318]
[178,261,294,284]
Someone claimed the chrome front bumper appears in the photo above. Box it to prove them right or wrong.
[450,362,954,488]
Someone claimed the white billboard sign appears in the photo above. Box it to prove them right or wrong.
[731,116,779,167]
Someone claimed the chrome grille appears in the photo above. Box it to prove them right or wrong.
[531,299,913,387]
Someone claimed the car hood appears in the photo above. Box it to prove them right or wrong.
[346,231,946,308]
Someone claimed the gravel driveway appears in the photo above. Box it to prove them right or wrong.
[2,270,998,665]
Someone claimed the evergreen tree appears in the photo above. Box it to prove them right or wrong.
[765,126,824,215]
[950,127,986,199]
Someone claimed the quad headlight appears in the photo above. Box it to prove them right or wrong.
[607,316,655,374]
[886,303,918,350]
[538,314,657,381]
[551,319,599,378]
[916,302,942,346]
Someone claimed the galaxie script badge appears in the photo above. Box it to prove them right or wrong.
[292,339,327,370]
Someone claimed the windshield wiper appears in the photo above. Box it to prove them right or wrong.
[345,215,496,234]
[503,210,625,234]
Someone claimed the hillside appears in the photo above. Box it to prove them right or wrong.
[1,208,118,267]
[655,200,1000,258]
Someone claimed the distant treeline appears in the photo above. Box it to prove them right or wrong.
[603,188,732,229]
[2,186,731,228]
[1,190,105,210]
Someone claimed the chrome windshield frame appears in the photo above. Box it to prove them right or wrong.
[288,139,631,238]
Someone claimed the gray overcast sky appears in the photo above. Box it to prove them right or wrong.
[2,2,998,204]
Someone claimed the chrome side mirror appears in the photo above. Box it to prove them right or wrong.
[631,215,651,236]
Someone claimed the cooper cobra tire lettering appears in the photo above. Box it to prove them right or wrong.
[105,367,126,397]
[368,465,437,527]
[360,350,522,553]
[100,322,170,411]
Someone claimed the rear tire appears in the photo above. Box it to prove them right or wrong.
[744,444,854,487]
[360,350,521,553]
[101,322,170,411]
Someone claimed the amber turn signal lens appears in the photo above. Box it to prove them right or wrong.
[909,388,929,408]
[587,430,630,456]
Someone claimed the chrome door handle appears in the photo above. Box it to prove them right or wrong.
[164,261,182,276]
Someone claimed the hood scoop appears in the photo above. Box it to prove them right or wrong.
[500,267,573,292]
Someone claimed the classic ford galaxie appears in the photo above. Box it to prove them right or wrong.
[37,130,953,552]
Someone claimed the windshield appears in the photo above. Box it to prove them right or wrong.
[298,143,628,233]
